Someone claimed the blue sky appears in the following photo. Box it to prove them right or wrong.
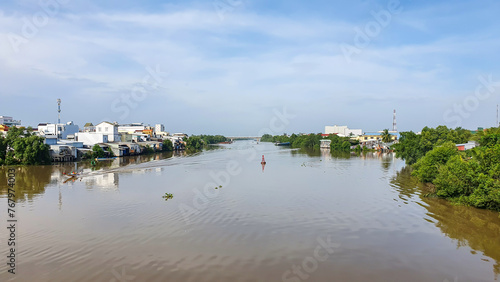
[1,0,500,135]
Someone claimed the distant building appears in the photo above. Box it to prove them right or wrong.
[320,139,332,149]
[325,125,362,137]
[456,141,478,151]
[0,116,21,127]
[155,124,165,134]
[356,132,398,143]
[120,132,150,142]
[75,121,119,147]
[95,122,119,142]
[118,123,147,134]
[38,121,79,140]
[75,132,109,147]
[83,122,95,132]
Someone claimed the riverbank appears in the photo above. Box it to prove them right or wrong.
[0,128,229,166]
[395,126,500,212]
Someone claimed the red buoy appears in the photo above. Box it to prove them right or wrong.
[261,155,266,164]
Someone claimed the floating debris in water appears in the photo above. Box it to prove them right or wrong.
[162,193,174,200]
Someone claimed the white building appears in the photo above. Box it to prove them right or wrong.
[38,121,79,139]
[75,121,119,147]
[96,122,119,142]
[325,125,362,137]
[118,123,146,134]
[0,116,21,127]
[75,132,109,147]
[155,124,165,134]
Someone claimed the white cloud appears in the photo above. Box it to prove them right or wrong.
[1,4,499,133]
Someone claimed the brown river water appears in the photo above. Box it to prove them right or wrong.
[1,141,499,281]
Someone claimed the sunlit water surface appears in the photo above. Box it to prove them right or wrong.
[1,141,499,281]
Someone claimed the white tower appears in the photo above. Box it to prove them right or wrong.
[392,109,397,132]
[57,98,61,124]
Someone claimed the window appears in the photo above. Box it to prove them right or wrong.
[98,127,101,132]
[105,127,108,132]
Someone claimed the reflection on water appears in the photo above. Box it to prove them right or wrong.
[0,142,499,281]
[0,151,180,199]
[0,165,52,202]
[391,167,500,279]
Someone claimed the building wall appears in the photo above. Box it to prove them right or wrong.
[38,122,79,139]
[347,129,363,136]
[325,125,362,136]
[96,122,119,142]
[356,134,397,141]
[325,125,347,135]
[0,116,21,126]
[75,132,108,147]
[155,124,165,134]
[118,125,146,134]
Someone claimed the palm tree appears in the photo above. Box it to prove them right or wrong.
[381,129,392,143]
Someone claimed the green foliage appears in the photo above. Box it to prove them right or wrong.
[162,193,174,201]
[381,129,392,143]
[479,132,500,147]
[0,127,51,165]
[329,135,352,151]
[413,128,500,212]
[142,145,155,154]
[199,135,228,144]
[412,142,459,183]
[91,144,106,158]
[394,126,472,165]
[107,147,115,157]
[260,133,357,152]
[186,136,204,150]
[162,139,173,151]
[184,135,228,150]
[293,134,319,148]
[261,134,273,142]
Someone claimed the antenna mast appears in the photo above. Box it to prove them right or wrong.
[392,109,397,132]
[57,98,61,124]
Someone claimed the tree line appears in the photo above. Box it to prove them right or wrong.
[185,135,229,150]
[394,126,500,212]
[0,127,51,165]
[261,133,360,151]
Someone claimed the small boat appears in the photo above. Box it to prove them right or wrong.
[95,157,117,161]
[275,142,291,146]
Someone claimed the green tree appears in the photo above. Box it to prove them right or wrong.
[394,126,472,165]
[381,129,392,143]
[162,139,173,151]
[91,144,105,158]
[186,136,204,150]
[261,134,273,142]
[0,128,51,165]
[412,142,459,183]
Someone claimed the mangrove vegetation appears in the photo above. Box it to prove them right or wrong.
[394,126,500,212]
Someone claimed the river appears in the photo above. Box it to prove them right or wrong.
[1,141,499,281]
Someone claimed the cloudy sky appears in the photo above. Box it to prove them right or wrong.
[1,0,500,135]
